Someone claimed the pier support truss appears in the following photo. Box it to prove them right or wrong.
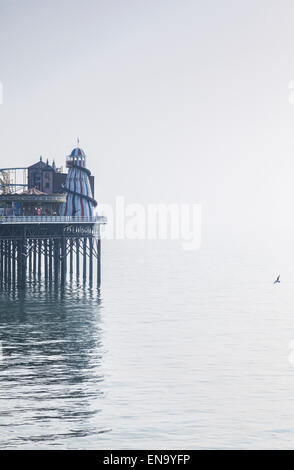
[0,222,102,287]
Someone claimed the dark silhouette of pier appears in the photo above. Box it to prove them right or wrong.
[0,146,106,288]
[0,216,106,287]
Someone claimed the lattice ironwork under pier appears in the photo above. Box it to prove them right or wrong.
[0,217,106,287]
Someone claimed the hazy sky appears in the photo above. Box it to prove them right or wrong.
[1,0,294,244]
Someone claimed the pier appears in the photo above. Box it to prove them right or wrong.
[0,146,106,288]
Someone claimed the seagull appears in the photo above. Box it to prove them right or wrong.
[274,275,280,284]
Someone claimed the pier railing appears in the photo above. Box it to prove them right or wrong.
[0,215,107,225]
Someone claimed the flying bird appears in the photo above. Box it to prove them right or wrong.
[274,275,280,284]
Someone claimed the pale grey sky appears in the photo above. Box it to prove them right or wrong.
[1,0,294,244]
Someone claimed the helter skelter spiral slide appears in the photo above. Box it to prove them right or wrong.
[61,147,97,217]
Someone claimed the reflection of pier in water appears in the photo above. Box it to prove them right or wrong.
[0,279,110,448]
[0,216,106,288]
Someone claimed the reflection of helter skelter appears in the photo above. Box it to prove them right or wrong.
[61,147,97,217]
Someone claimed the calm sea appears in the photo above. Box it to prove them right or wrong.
[1,237,294,449]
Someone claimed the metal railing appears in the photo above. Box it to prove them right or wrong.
[0,215,107,224]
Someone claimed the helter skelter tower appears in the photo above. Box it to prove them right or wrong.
[61,147,97,217]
